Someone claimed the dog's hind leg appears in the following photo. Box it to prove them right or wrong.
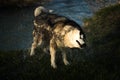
[50,39,57,69]
[30,35,38,56]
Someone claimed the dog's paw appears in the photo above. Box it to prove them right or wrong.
[64,60,70,66]
[30,51,35,56]
[51,63,57,69]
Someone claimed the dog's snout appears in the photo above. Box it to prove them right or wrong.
[81,43,86,48]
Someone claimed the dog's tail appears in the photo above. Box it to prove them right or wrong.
[34,6,53,17]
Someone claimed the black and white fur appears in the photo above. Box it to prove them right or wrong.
[30,6,86,68]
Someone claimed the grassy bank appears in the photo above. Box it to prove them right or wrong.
[84,4,120,57]
[0,49,119,80]
[0,4,120,80]
[83,3,120,79]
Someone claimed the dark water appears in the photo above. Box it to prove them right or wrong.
[0,0,92,51]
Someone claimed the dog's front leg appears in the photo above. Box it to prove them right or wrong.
[62,50,70,66]
[50,39,57,69]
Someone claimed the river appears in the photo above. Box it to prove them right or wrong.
[0,0,92,51]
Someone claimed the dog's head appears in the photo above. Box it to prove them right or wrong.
[64,26,86,49]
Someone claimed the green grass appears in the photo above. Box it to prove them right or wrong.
[0,49,119,80]
[83,3,120,80]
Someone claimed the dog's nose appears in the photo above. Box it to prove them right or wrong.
[81,43,86,48]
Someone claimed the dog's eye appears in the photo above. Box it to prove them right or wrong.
[79,32,83,39]
[80,34,84,39]
[79,32,86,40]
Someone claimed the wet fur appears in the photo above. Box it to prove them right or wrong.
[30,6,86,68]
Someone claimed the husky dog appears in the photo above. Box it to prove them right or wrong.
[30,6,86,68]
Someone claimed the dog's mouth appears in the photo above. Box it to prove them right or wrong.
[76,40,81,47]
[76,40,86,48]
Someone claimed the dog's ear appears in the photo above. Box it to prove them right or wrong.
[49,10,54,13]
